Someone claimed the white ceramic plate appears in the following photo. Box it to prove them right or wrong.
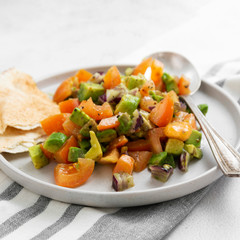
[1,65,240,208]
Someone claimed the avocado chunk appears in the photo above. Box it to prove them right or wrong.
[198,104,208,115]
[116,113,132,135]
[185,129,202,147]
[124,75,146,90]
[78,82,105,102]
[131,130,147,139]
[149,90,163,102]
[106,89,121,103]
[184,144,203,159]
[125,67,133,76]
[165,138,184,155]
[141,117,154,132]
[79,119,98,138]
[29,145,49,169]
[100,143,108,153]
[139,109,150,119]
[105,84,127,103]
[148,151,176,168]
[70,108,91,127]
[139,109,154,131]
[68,147,86,162]
[85,131,103,161]
[130,109,143,132]
[115,94,140,115]
[162,73,179,94]
[43,132,68,153]
[148,151,167,166]
[78,139,91,152]
[96,129,117,143]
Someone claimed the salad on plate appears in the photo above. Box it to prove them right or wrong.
[28,57,208,191]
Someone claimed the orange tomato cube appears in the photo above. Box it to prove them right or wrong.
[109,135,128,150]
[103,66,121,89]
[40,113,70,135]
[128,151,153,172]
[151,58,164,90]
[59,98,80,113]
[53,76,77,103]
[178,75,191,95]
[132,57,153,75]
[97,115,120,131]
[54,158,95,188]
[149,94,174,127]
[147,128,165,153]
[79,98,113,121]
[75,69,92,83]
[54,135,78,163]
[140,96,157,113]
[164,121,192,141]
[113,154,134,175]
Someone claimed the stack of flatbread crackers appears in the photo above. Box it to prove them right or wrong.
[0,69,60,153]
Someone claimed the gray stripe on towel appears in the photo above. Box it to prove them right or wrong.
[204,59,240,78]
[79,183,215,240]
[204,62,226,78]
[0,182,23,201]
[31,204,83,240]
[0,195,50,239]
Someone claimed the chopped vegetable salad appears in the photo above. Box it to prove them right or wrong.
[29,57,208,191]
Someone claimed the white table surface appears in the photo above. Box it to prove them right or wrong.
[1,0,240,239]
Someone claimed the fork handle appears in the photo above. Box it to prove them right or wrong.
[182,95,240,177]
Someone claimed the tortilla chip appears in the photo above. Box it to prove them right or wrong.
[0,68,60,134]
[0,127,46,153]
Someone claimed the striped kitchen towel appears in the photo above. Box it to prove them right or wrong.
[0,60,239,240]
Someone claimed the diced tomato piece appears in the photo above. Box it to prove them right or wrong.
[140,81,155,97]
[128,151,153,172]
[53,76,78,103]
[127,139,152,151]
[167,90,179,103]
[54,135,78,163]
[149,94,174,127]
[184,113,197,130]
[40,143,53,159]
[132,57,153,76]
[98,148,120,165]
[178,75,191,95]
[147,128,165,153]
[59,98,80,113]
[173,111,188,122]
[75,69,93,83]
[164,121,192,141]
[62,117,81,138]
[173,112,197,130]
[54,158,95,188]
[151,59,164,91]
[53,78,72,103]
[113,154,134,175]
[109,135,128,150]
[140,96,157,113]
[103,66,121,89]
[40,113,70,135]
[79,98,113,121]
[97,115,120,131]
[133,58,164,91]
